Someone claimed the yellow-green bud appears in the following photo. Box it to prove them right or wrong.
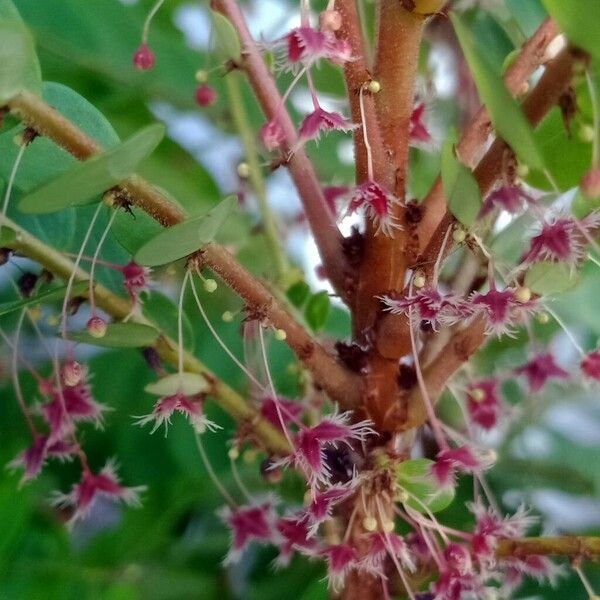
[203,278,218,293]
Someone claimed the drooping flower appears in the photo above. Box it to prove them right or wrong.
[219,499,279,564]
[323,185,350,217]
[275,514,318,566]
[430,446,487,487]
[259,396,303,430]
[469,287,538,336]
[466,378,505,430]
[8,436,75,485]
[122,261,150,304]
[409,101,432,147]
[443,542,472,576]
[514,352,569,392]
[52,460,145,524]
[135,392,220,434]
[260,118,286,151]
[133,43,155,70]
[581,349,600,381]
[479,185,535,218]
[380,288,468,330]
[502,556,564,591]
[362,532,415,574]
[321,542,359,592]
[433,569,487,600]
[195,84,217,107]
[346,181,402,236]
[298,107,356,143]
[304,484,355,534]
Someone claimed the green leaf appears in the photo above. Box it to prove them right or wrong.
[112,204,164,255]
[68,322,159,348]
[286,281,311,308]
[396,458,455,514]
[507,0,547,37]
[0,225,16,246]
[0,281,88,317]
[441,137,482,227]
[211,11,241,62]
[451,13,545,170]
[525,261,579,295]
[304,291,331,332]
[18,123,165,214]
[142,291,195,352]
[134,195,236,267]
[0,1,41,102]
[144,373,209,397]
[542,0,600,61]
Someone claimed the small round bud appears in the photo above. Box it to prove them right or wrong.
[367,80,381,94]
[319,9,342,32]
[203,278,218,293]
[413,274,426,288]
[236,162,250,179]
[12,132,24,147]
[62,361,83,388]
[195,84,217,107]
[195,69,209,83]
[516,163,530,179]
[27,306,42,321]
[382,519,395,533]
[274,328,287,341]
[362,516,378,532]
[515,287,531,303]
[537,312,550,325]
[222,310,234,322]
[87,316,107,338]
[133,43,155,71]
[470,388,486,402]
[452,227,466,243]
[579,124,595,144]
[581,166,600,200]
[482,448,498,464]
[243,448,257,464]
[228,447,240,460]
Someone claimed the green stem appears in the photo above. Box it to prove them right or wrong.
[224,71,288,282]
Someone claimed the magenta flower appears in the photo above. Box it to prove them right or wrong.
[469,287,537,336]
[514,352,569,392]
[323,185,350,216]
[380,288,468,330]
[8,436,75,485]
[346,181,402,236]
[122,261,150,304]
[52,460,145,525]
[466,378,505,430]
[133,43,155,71]
[298,107,356,143]
[259,395,303,430]
[274,410,375,486]
[135,392,220,434]
[219,500,279,564]
[321,542,359,591]
[581,349,600,381]
[195,84,217,107]
[409,101,432,146]
[433,569,486,600]
[503,556,564,591]
[275,514,318,566]
[443,542,472,576]
[430,446,485,487]
[362,532,415,574]
[260,118,286,151]
[480,185,535,218]
[304,484,355,534]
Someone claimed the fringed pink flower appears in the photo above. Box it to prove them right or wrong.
[479,185,535,218]
[346,181,402,236]
[259,396,303,430]
[443,542,473,576]
[466,378,505,430]
[122,261,150,305]
[514,352,569,392]
[581,349,600,381]
[260,118,286,151]
[362,532,415,574]
[135,392,220,434]
[219,499,279,564]
[321,542,359,591]
[298,107,356,143]
[323,185,350,217]
[503,556,564,591]
[275,514,318,566]
[430,446,486,488]
[8,436,75,485]
[409,101,432,147]
[52,460,145,525]
[304,484,355,535]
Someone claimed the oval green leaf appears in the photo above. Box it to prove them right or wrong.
[144,373,209,397]
[524,261,579,295]
[68,322,159,348]
[134,195,236,267]
[18,123,165,214]
[211,11,241,62]
[305,291,331,332]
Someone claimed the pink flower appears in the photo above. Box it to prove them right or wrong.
[52,460,145,524]
[8,436,74,485]
[346,181,402,236]
[219,500,279,564]
[581,349,600,381]
[321,543,359,591]
[409,102,432,146]
[270,26,352,72]
[433,569,485,600]
[469,287,537,337]
[362,532,415,574]
[122,261,150,303]
[133,43,155,71]
[443,542,472,576]
[275,514,318,566]
[260,118,286,151]
[135,392,220,434]
[503,556,564,590]
[514,353,569,392]
[304,484,355,534]
[430,446,485,487]
[323,185,350,216]
[466,378,505,430]
[380,288,467,330]
[479,185,535,218]
[298,107,356,143]
[274,410,375,486]
[259,396,303,431]
[195,84,217,107]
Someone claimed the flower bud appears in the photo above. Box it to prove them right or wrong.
[367,80,381,94]
[87,316,108,338]
[228,447,240,460]
[62,360,83,387]
[470,388,486,402]
[274,328,287,341]
[362,516,377,532]
[236,162,250,179]
[516,163,530,178]
[452,227,466,243]
[581,166,600,200]
[195,84,217,107]
[203,278,218,293]
[195,69,209,83]
[319,9,342,32]
[579,124,595,143]
[133,43,155,71]
[222,310,234,322]
[515,287,531,303]
[413,274,426,288]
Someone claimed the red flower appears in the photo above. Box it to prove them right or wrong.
[259,395,303,430]
[409,101,432,146]
[305,484,355,534]
[195,84,217,107]
[122,261,150,304]
[514,353,569,392]
[52,460,145,525]
[362,532,415,574]
[298,107,356,143]
[430,446,486,487]
[321,543,359,591]
[581,349,600,381]
[479,185,535,217]
[346,181,402,236]
[275,514,318,566]
[466,378,505,430]
[8,436,74,485]
[133,43,155,71]
[260,118,286,151]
